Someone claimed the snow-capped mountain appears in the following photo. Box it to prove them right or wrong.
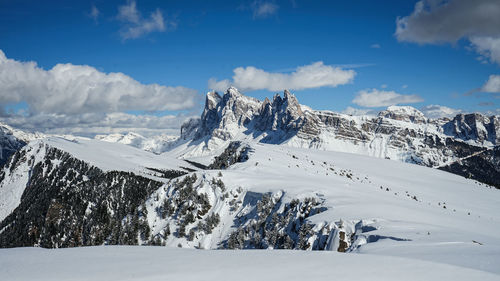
[0,87,499,276]
[177,87,499,187]
[95,132,179,154]
[0,122,47,166]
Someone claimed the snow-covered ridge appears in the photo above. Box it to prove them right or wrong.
[95,132,179,154]
[3,140,499,274]
[378,105,427,124]
[0,136,200,222]
[170,88,499,187]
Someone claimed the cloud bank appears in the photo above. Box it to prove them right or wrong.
[0,112,194,137]
[208,61,356,92]
[396,0,500,65]
[0,50,197,115]
[352,89,423,108]
[0,50,199,136]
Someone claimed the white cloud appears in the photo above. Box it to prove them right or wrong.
[0,112,193,137]
[370,44,381,49]
[208,61,355,92]
[482,74,500,93]
[0,49,198,115]
[341,106,378,116]
[207,78,231,93]
[469,37,500,65]
[420,104,462,119]
[483,108,500,116]
[89,4,100,23]
[395,0,500,65]
[118,0,140,23]
[381,84,388,89]
[117,0,176,40]
[251,1,279,18]
[352,88,423,108]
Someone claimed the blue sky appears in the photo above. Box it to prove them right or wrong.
[0,0,499,135]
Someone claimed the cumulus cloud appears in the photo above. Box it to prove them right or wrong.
[395,0,500,65]
[0,112,194,137]
[469,37,500,65]
[352,89,423,108]
[0,50,198,115]
[251,1,279,18]
[419,104,462,119]
[208,62,355,92]
[370,44,381,49]
[117,0,176,40]
[482,74,500,93]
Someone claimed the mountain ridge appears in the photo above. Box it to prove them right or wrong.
[177,87,499,187]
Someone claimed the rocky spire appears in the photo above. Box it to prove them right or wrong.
[186,88,318,142]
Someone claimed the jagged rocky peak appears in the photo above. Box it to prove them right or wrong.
[444,113,499,144]
[195,87,262,140]
[378,106,427,124]
[183,87,316,142]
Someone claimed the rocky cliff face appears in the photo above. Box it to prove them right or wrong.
[443,113,499,144]
[181,87,499,187]
[0,124,27,166]
[181,87,320,143]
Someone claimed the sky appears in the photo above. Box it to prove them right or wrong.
[0,0,499,136]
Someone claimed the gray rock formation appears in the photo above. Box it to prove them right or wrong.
[181,87,499,187]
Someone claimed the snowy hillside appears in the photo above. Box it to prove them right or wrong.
[1,134,499,275]
[0,136,198,222]
[2,246,500,281]
[0,88,499,280]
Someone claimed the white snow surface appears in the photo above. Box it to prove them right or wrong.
[1,246,499,281]
[42,136,194,174]
[156,143,500,274]
[1,134,499,278]
[95,132,179,154]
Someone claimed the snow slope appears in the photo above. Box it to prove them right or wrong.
[0,136,197,222]
[212,144,500,272]
[0,125,499,278]
[1,246,499,281]
[42,137,194,174]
